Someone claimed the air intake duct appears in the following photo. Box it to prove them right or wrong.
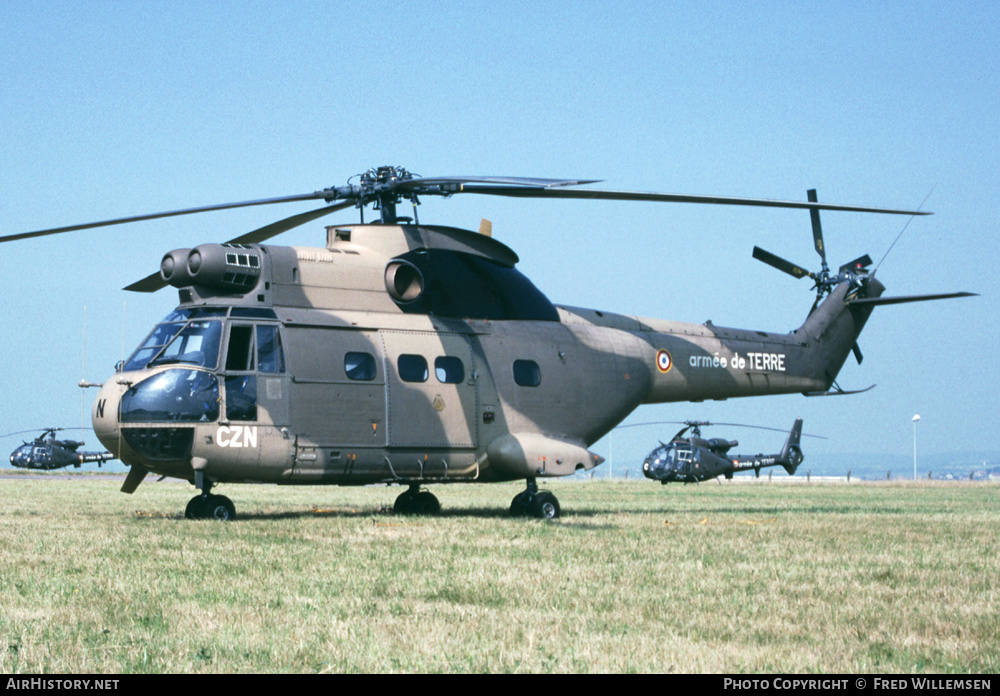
[161,244,262,293]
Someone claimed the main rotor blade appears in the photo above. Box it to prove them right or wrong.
[615,420,826,439]
[455,185,934,216]
[752,247,814,279]
[123,201,354,293]
[123,271,169,294]
[807,189,826,264]
[670,426,692,441]
[395,176,601,191]
[226,200,355,245]
[0,191,335,244]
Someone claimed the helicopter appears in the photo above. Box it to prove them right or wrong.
[0,166,975,519]
[6,428,115,471]
[641,419,809,484]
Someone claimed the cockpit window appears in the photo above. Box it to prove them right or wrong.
[149,321,223,369]
[644,443,697,478]
[226,325,255,371]
[154,324,219,368]
[123,308,227,372]
[123,322,187,372]
[120,369,220,423]
[257,325,285,374]
[225,324,285,374]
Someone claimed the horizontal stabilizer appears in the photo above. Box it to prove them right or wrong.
[848,292,976,306]
[803,384,876,397]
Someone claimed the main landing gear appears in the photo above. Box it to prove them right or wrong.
[393,485,441,515]
[185,472,236,520]
[509,478,561,519]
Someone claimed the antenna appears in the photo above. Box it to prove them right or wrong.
[81,305,87,430]
[874,184,936,274]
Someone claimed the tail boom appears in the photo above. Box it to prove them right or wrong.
[636,279,882,405]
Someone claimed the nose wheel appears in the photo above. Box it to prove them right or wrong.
[185,472,237,520]
[185,494,236,520]
[509,478,561,519]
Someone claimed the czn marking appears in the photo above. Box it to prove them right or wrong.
[216,425,258,448]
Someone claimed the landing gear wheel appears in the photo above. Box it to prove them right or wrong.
[393,487,441,515]
[185,494,236,520]
[185,495,207,520]
[532,491,560,520]
[204,494,236,521]
[509,490,533,517]
[509,479,561,519]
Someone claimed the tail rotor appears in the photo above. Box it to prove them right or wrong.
[752,189,875,362]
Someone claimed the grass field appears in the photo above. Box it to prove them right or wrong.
[1,474,997,673]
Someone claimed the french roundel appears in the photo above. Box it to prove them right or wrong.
[656,349,672,374]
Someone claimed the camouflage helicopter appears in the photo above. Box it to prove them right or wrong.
[0,166,974,519]
[6,428,115,470]
[640,419,810,484]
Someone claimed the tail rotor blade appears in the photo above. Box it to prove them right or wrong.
[752,247,814,280]
[808,189,827,266]
[840,254,873,273]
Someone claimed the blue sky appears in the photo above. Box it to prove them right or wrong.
[2,1,997,474]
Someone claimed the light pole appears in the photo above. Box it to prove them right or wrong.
[912,414,921,480]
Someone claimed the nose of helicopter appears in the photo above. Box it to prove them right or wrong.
[91,378,125,455]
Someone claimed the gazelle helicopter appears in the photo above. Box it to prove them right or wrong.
[640,419,812,484]
[6,428,115,471]
[0,166,974,519]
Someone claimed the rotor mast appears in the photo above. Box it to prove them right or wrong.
[361,165,411,224]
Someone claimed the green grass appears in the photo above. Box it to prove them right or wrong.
[1,475,997,673]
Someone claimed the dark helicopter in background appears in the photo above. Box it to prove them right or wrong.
[641,419,812,484]
[7,428,115,470]
[0,166,975,519]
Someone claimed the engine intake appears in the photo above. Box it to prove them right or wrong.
[160,244,262,293]
[384,259,424,303]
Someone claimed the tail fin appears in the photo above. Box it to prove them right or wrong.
[779,418,804,475]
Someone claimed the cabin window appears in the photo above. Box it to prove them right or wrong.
[435,356,465,384]
[345,351,377,381]
[513,359,541,387]
[398,354,428,383]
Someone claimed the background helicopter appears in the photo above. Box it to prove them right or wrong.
[640,419,815,484]
[6,428,115,471]
[0,166,974,520]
